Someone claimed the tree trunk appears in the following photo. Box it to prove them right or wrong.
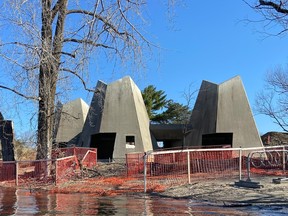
[36,0,67,159]
[36,0,54,160]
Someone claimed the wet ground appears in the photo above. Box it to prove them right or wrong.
[0,186,288,215]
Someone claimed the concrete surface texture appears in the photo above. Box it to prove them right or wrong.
[99,76,153,159]
[77,76,153,160]
[187,76,263,148]
[217,76,263,148]
[55,75,263,158]
[187,80,218,147]
[55,98,89,145]
[78,80,107,147]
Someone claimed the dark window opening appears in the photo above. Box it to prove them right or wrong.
[90,133,116,160]
[202,133,233,147]
[126,136,135,149]
[126,136,135,145]
[156,140,180,149]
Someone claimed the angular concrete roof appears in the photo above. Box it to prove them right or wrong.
[78,81,107,147]
[55,98,89,145]
[187,76,263,148]
[79,76,153,159]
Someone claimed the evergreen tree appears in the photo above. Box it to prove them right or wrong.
[142,85,167,120]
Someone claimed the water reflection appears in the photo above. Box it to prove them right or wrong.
[0,186,287,215]
[0,187,17,215]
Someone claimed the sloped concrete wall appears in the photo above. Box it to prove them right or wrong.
[186,76,263,149]
[55,98,89,145]
[217,76,263,148]
[186,81,218,147]
[78,81,107,147]
[100,76,153,159]
[131,79,153,152]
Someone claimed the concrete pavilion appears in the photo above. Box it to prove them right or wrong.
[55,75,264,160]
[78,76,153,160]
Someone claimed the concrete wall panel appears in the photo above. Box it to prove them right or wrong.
[100,76,153,159]
[217,76,263,148]
[187,81,218,146]
[78,81,107,147]
[55,98,89,145]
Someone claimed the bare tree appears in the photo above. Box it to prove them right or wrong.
[255,66,288,132]
[181,82,197,148]
[0,0,155,159]
[249,0,288,36]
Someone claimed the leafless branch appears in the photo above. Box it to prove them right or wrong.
[258,0,288,14]
[60,51,76,58]
[60,68,98,93]
[63,38,116,50]
[117,0,150,44]
[67,9,128,37]
[0,85,40,101]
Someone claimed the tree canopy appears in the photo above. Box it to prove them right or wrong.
[142,85,167,120]
[141,85,192,124]
[152,100,191,124]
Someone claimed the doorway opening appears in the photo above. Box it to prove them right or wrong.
[90,133,116,160]
[202,133,233,147]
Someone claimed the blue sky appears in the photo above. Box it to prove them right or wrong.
[135,0,288,134]
[2,1,288,136]
[89,0,287,134]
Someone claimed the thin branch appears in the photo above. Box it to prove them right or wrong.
[258,0,288,14]
[0,41,39,50]
[0,53,39,71]
[63,38,116,50]
[60,51,76,58]
[66,9,127,36]
[117,0,150,44]
[58,111,80,120]
[60,68,98,93]
[0,85,40,101]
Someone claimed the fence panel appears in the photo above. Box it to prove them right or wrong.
[56,155,79,184]
[81,150,97,168]
[126,153,145,177]
[52,147,97,160]
[142,148,243,192]
[0,162,16,182]
[241,146,288,181]
[17,160,55,186]
[0,147,97,186]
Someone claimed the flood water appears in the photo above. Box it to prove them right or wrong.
[0,187,287,215]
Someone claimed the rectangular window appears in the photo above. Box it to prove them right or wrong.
[126,135,135,148]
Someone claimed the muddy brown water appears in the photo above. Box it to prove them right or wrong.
[0,187,287,215]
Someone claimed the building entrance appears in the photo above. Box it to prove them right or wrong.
[90,133,116,160]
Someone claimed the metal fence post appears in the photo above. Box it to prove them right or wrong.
[144,153,147,193]
[55,160,58,186]
[15,161,18,186]
[187,151,191,184]
[239,148,242,181]
[283,146,286,173]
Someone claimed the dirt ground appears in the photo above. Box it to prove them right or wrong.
[80,163,288,207]
[159,175,288,207]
